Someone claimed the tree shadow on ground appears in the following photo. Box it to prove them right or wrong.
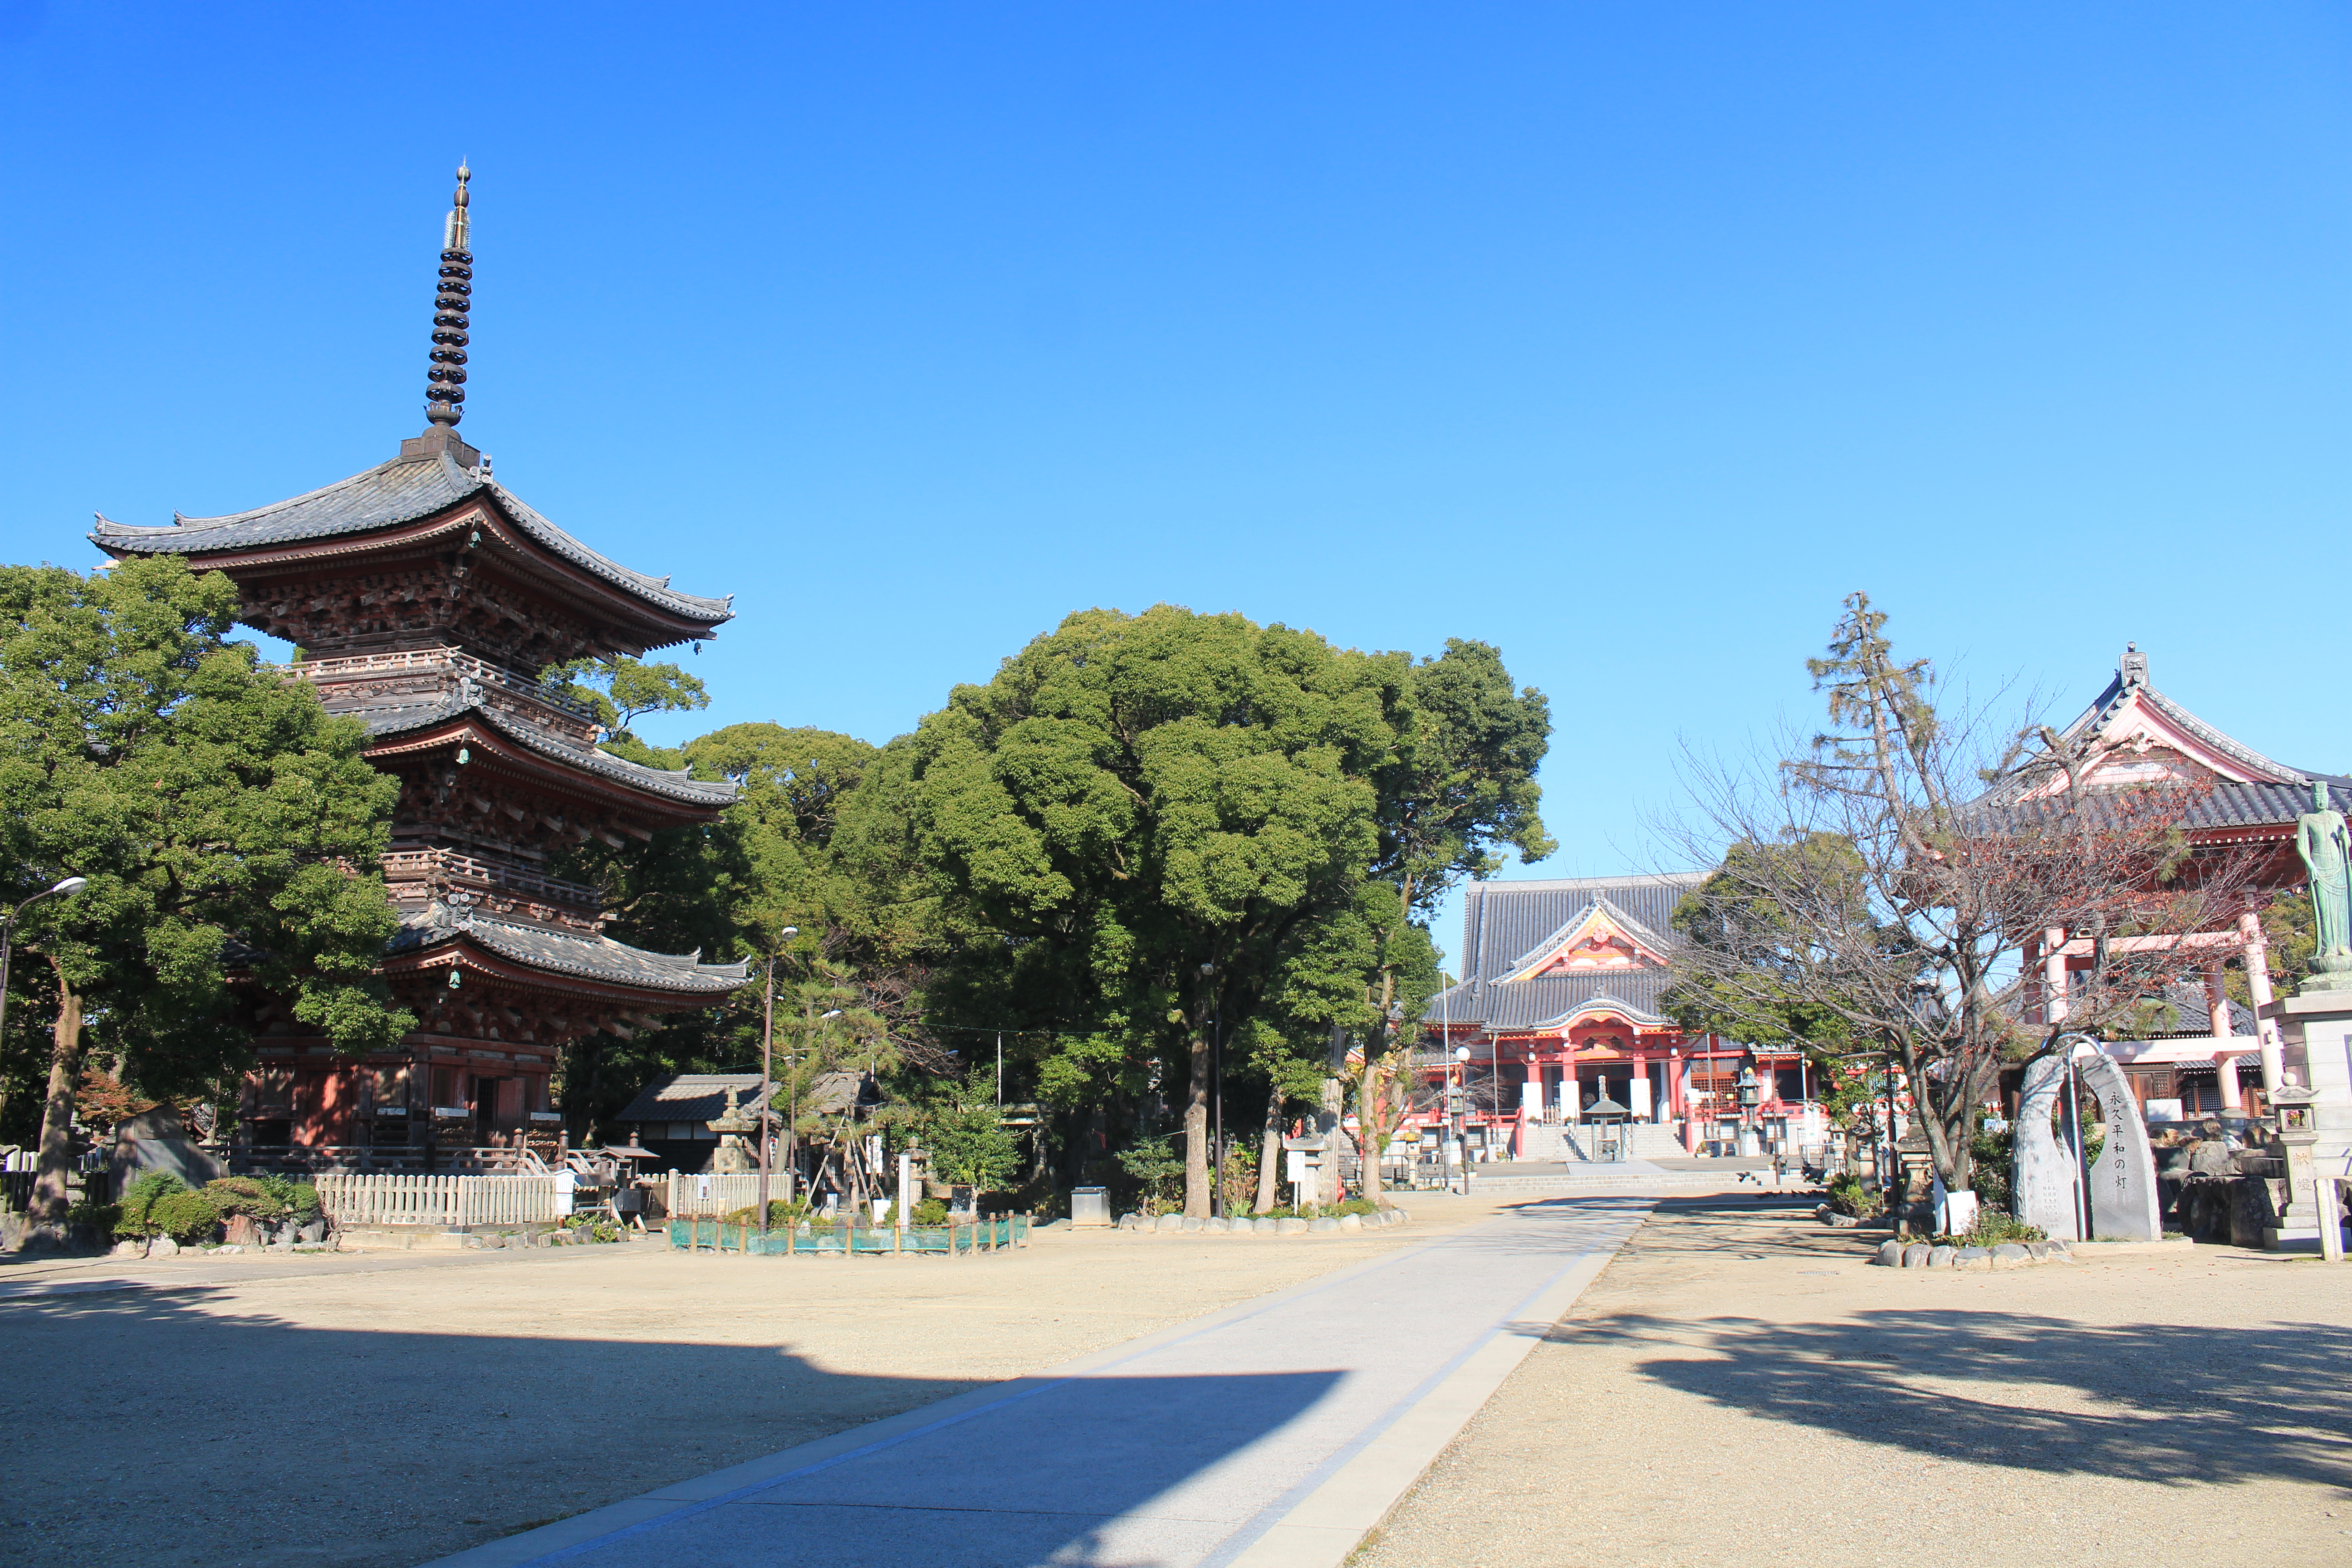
[1578,1304,2352,1492]
[1,1284,1339,1568]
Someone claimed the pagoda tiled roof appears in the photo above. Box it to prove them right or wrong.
[349,688,739,807]
[391,908,750,996]
[89,446,733,627]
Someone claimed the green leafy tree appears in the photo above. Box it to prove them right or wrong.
[0,559,408,1219]
[539,655,709,744]
[1339,639,1553,1203]
[889,605,1393,1218]
[914,1073,1022,1203]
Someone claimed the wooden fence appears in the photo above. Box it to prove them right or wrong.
[314,1173,564,1228]
[665,1172,771,1217]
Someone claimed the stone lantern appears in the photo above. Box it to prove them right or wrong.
[708,1086,757,1176]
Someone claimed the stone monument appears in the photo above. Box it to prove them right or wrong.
[2012,1042,2161,1242]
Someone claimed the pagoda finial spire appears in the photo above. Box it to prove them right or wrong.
[425,161,473,428]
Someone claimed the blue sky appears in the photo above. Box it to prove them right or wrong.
[2,5,2345,962]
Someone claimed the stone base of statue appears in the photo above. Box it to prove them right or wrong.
[2259,990,2352,1175]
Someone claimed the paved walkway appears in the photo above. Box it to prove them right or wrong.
[435,1198,1653,1568]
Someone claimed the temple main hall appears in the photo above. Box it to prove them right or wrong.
[91,166,748,1169]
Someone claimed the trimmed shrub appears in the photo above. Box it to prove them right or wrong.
[150,1190,222,1244]
[1824,1171,1887,1219]
[720,1198,812,1230]
[913,1197,948,1226]
[204,1177,289,1220]
[118,1171,191,1237]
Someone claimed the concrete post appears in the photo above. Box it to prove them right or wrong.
[2240,907,2284,1095]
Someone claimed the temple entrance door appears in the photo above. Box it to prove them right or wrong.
[470,1075,502,1145]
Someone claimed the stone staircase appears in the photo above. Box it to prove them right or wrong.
[1517,1122,1688,1163]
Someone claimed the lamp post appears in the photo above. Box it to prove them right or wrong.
[0,876,86,1062]
[755,926,799,1231]
[1199,960,1222,1219]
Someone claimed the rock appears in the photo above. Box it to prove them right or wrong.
[1154,1213,1185,1233]
[150,1235,179,1258]
[1275,1217,1309,1235]
[1991,1242,2032,1269]
[1227,1217,1254,1234]
[1116,1214,1138,1230]
[298,1220,326,1244]
[1872,1240,1904,1267]
[1308,1216,1339,1233]
[1338,1213,1362,1232]
[1180,1215,1204,1232]
[1204,1216,1229,1233]
[1392,1209,1410,1224]
[2044,1243,2076,1263]
[1926,1245,1956,1269]
[110,1238,146,1258]
[1953,1246,1991,1270]
[224,1214,267,1247]
[1821,1210,1861,1228]
[2024,1241,2050,1260]
[1902,1244,1930,1268]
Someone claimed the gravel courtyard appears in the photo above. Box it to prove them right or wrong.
[1356,1195,2352,1568]
[0,1207,1475,1568]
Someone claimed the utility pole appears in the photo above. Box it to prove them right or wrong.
[755,926,798,1230]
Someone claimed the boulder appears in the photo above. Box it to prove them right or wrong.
[1228,1216,1254,1234]
[2024,1241,2050,1260]
[1991,1242,2033,1269]
[1154,1213,1185,1233]
[1275,1217,1309,1235]
[1872,1240,1904,1267]
[2044,1241,2075,1263]
[1926,1245,1956,1269]
[1204,1216,1230,1233]
[223,1214,267,1248]
[1338,1213,1362,1232]
[1180,1215,1204,1232]
[1308,1216,1339,1233]
[110,1238,146,1258]
[297,1220,326,1245]
[149,1235,179,1259]
[1953,1246,1991,1271]
[1901,1244,1930,1268]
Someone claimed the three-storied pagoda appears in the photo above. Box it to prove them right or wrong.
[92,166,748,1167]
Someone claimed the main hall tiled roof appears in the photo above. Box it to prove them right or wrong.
[88,446,733,626]
[1423,873,1707,1031]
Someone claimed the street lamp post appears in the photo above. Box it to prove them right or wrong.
[0,876,87,1063]
[755,926,799,1232]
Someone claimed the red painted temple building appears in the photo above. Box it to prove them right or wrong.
[91,167,748,1168]
[2014,644,2347,1129]
[1418,873,1825,1160]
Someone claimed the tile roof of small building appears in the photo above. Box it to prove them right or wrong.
[89,446,733,626]
[613,1073,767,1125]
[616,1069,868,1124]
[390,909,750,995]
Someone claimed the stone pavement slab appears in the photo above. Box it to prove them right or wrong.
[428,1197,1652,1568]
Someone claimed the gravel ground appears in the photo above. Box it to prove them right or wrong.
[0,1201,1514,1568]
[1355,1194,2352,1568]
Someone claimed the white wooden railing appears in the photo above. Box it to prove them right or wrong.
[314,1173,564,1228]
